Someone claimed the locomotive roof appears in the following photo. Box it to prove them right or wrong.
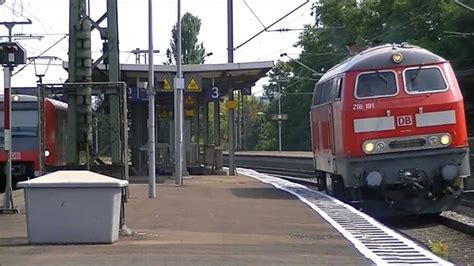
[319,44,446,83]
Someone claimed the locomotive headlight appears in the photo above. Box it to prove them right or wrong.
[12,95,19,101]
[428,136,439,146]
[375,141,385,151]
[440,134,451,145]
[363,142,375,153]
[44,150,50,157]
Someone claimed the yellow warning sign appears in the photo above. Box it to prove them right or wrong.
[163,77,173,91]
[186,77,201,91]
[159,110,168,118]
[225,100,237,109]
[185,109,195,117]
[184,96,194,105]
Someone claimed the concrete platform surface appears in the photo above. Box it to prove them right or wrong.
[0,175,372,265]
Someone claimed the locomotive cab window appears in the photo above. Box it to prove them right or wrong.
[404,67,447,94]
[312,79,336,106]
[335,77,343,100]
[355,71,397,99]
[312,84,321,106]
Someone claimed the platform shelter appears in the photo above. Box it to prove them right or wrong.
[92,61,273,175]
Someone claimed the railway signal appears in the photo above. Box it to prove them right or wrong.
[0,42,26,65]
[0,41,26,214]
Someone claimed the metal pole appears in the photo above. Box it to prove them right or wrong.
[214,101,220,146]
[278,84,282,152]
[213,74,220,148]
[147,0,156,198]
[2,66,14,210]
[227,0,235,175]
[95,116,99,153]
[38,84,45,176]
[175,0,184,185]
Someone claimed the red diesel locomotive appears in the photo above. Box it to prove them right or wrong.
[310,43,471,216]
[0,94,67,191]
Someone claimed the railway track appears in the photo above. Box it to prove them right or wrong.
[227,153,474,264]
[460,193,474,208]
[387,215,474,265]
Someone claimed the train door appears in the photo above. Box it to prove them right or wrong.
[326,77,346,197]
[330,77,343,158]
[311,78,336,173]
[311,82,325,190]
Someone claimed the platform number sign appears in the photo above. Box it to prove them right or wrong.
[207,86,220,101]
[397,115,413,127]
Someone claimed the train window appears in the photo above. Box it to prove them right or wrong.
[355,71,397,99]
[404,67,447,94]
[0,110,39,150]
[312,84,322,106]
[320,81,330,103]
[313,79,335,106]
[11,110,38,137]
[335,78,343,100]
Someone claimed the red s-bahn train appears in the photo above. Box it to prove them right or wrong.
[0,94,67,192]
[310,43,471,216]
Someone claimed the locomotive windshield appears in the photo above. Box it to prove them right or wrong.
[404,67,447,93]
[355,71,397,98]
[0,109,39,150]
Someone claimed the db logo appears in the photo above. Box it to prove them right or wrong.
[397,115,413,126]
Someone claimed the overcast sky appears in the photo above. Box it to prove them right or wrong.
[0,0,314,94]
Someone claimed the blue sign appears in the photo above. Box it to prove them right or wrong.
[128,87,148,102]
[242,86,252,96]
[206,86,220,102]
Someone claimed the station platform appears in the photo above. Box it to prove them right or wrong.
[0,174,372,265]
[229,150,313,158]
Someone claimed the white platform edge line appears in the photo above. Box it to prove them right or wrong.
[238,168,452,266]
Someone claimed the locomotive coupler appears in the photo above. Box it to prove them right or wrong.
[399,168,423,184]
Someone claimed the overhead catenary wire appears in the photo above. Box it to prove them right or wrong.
[12,34,68,76]
[455,0,474,11]
[16,2,69,53]
[235,0,309,50]
[242,0,266,29]
[1,2,69,56]
[285,4,311,26]
[1,3,29,21]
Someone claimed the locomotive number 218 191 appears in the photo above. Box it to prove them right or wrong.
[352,103,375,110]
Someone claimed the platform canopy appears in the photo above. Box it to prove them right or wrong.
[64,60,274,102]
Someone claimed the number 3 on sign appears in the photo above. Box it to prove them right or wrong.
[210,86,219,99]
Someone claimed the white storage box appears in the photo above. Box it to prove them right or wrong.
[17,171,128,244]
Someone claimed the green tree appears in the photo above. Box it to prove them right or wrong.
[244,96,272,150]
[166,12,207,65]
[261,0,474,150]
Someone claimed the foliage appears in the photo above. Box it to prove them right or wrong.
[428,240,449,258]
[245,96,273,150]
[258,0,474,151]
[165,12,207,65]
[214,95,271,150]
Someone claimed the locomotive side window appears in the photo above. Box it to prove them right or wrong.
[403,67,447,94]
[312,79,336,106]
[335,77,343,101]
[355,71,397,99]
[320,81,331,104]
[312,84,322,106]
